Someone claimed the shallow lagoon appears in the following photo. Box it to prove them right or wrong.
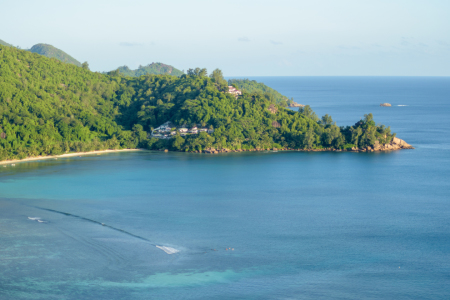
[1,77,450,299]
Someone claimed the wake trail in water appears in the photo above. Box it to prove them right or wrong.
[31,206,179,254]
[156,245,180,254]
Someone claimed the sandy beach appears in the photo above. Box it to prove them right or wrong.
[0,149,145,166]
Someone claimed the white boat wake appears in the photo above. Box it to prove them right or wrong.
[30,206,181,255]
[28,217,46,223]
[398,105,408,106]
[156,245,180,254]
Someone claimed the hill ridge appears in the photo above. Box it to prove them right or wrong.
[115,62,184,77]
[0,39,13,47]
[29,43,82,67]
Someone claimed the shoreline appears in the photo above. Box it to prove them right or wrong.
[0,149,145,165]
[0,137,414,165]
[200,147,413,154]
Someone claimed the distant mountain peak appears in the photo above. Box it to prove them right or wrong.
[0,39,13,47]
[29,43,81,67]
[115,62,184,77]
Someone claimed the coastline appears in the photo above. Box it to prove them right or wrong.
[0,137,414,165]
[201,137,414,154]
[0,149,145,165]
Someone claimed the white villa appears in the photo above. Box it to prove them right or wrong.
[151,122,213,139]
[228,86,242,96]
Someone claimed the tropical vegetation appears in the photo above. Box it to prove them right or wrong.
[0,45,395,161]
[228,78,294,107]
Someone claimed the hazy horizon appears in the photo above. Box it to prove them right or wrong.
[2,0,449,76]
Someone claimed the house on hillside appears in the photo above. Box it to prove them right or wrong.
[228,86,242,96]
[199,128,208,132]
[157,121,174,132]
[178,128,188,133]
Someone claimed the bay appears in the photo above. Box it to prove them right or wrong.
[1,77,449,299]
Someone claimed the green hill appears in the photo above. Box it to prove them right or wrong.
[116,63,184,77]
[0,46,395,161]
[0,39,13,47]
[228,78,293,107]
[29,43,82,67]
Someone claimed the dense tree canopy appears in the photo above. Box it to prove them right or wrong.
[0,45,395,160]
[228,78,294,107]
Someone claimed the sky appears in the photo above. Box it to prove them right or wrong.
[1,0,449,76]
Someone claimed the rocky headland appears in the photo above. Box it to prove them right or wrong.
[201,137,413,154]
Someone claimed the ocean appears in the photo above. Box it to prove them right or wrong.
[1,77,449,299]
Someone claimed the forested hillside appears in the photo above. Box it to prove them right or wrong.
[0,45,395,161]
[116,63,184,77]
[0,39,13,47]
[228,78,294,107]
[29,44,82,67]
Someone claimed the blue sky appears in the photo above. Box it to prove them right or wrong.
[2,0,449,76]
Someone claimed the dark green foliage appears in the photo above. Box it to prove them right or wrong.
[228,78,292,107]
[116,63,184,77]
[341,113,395,148]
[29,44,82,67]
[0,45,395,161]
[0,45,140,160]
[82,61,90,70]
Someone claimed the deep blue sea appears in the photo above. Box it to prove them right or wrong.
[1,77,450,299]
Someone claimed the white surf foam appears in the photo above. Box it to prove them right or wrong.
[37,220,46,223]
[397,105,408,106]
[28,217,41,220]
[156,245,180,254]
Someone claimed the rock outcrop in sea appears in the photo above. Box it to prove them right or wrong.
[380,103,392,107]
[350,137,414,152]
[288,102,305,107]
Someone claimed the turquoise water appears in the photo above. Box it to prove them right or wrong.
[1,77,450,299]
